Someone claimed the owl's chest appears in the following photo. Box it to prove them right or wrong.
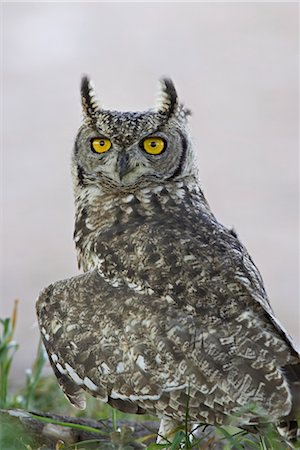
[74,185,203,272]
[73,186,251,315]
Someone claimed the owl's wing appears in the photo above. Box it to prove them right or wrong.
[37,270,191,414]
[91,219,300,420]
[37,229,299,425]
[94,217,296,353]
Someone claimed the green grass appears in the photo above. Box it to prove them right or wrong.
[0,301,295,449]
[0,300,19,409]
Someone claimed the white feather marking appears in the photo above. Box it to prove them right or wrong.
[56,363,67,375]
[130,393,161,401]
[220,336,235,345]
[116,362,125,374]
[141,196,151,203]
[183,254,196,262]
[99,362,111,375]
[85,220,95,231]
[165,295,176,304]
[172,188,185,200]
[83,376,98,391]
[127,281,145,293]
[51,321,61,334]
[110,390,128,400]
[134,284,143,291]
[110,391,161,401]
[164,382,187,392]
[235,275,251,286]
[155,354,162,365]
[152,185,164,194]
[65,363,83,385]
[236,310,253,323]
[41,326,50,341]
[122,194,134,203]
[185,304,195,313]
[51,353,58,363]
[136,355,146,371]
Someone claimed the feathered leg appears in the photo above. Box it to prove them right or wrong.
[156,418,181,444]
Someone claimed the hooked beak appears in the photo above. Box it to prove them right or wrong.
[117,152,131,180]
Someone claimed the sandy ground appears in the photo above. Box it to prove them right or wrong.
[1,3,299,386]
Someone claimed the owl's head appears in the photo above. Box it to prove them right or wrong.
[73,76,196,193]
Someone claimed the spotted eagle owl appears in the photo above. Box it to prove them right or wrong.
[36,76,300,443]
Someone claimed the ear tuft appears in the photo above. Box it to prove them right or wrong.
[155,78,178,118]
[80,75,101,120]
[155,78,191,123]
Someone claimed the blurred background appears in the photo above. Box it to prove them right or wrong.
[1,3,299,387]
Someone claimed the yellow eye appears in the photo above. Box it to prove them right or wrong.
[91,138,112,154]
[142,137,166,155]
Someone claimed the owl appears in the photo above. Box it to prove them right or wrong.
[36,76,300,444]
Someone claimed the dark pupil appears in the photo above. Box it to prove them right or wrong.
[100,140,105,146]
[150,141,156,147]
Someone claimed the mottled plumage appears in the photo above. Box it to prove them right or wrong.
[36,77,300,443]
